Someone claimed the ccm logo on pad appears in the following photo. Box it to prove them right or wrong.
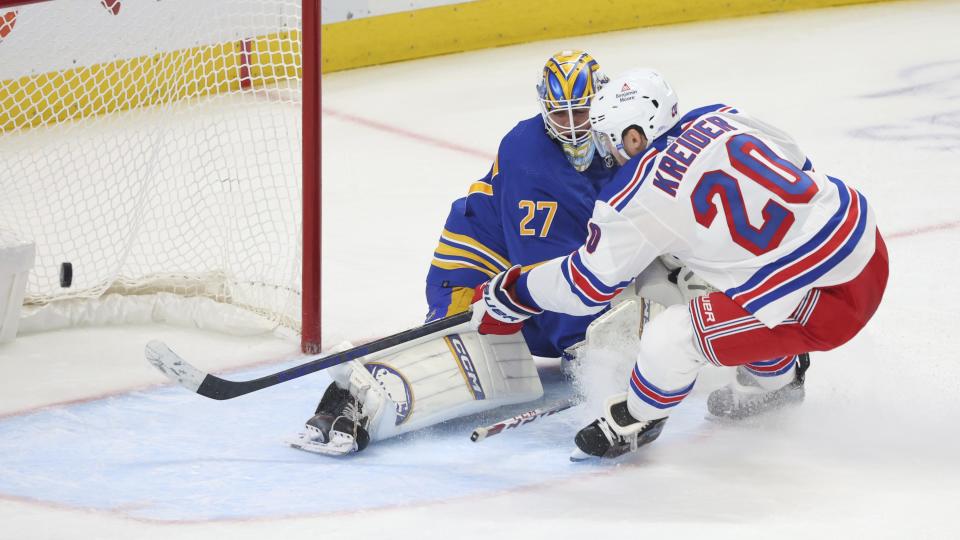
[446,335,486,400]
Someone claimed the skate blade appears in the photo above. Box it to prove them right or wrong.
[287,432,322,452]
[704,413,745,425]
[569,447,597,462]
[287,432,351,457]
[288,430,361,457]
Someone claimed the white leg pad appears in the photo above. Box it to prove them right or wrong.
[330,330,542,442]
[566,297,667,362]
[0,234,35,342]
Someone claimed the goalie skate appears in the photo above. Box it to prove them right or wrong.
[707,353,810,421]
[288,383,370,457]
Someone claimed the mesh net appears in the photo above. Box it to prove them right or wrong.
[0,0,304,331]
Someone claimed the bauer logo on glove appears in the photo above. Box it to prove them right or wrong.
[471,266,542,335]
[483,294,523,322]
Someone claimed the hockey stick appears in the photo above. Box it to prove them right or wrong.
[145,310,473,401]
[470,400,576,442]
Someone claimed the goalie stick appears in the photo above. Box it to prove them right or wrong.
[470,400,576,442]
[145,310,473,400]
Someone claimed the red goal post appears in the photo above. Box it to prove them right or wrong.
[0,0,323,352]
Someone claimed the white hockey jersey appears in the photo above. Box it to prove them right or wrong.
[516,111,878,328]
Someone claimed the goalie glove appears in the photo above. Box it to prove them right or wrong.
[471,265,542,335]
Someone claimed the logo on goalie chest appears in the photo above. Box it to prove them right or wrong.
[365,363,413,425]
[445,335,486,400]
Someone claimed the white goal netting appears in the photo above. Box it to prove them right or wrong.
[0,0,305,332]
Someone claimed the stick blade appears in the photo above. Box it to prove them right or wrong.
[145,340,205,393]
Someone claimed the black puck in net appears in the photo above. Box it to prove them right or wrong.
[60,262,73,288]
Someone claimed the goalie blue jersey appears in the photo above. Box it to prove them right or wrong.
[425,115,616,358]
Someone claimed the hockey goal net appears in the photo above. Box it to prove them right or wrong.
[0,0,322,351]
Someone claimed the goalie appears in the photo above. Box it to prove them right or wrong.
[425,50,618,359]
[291,50,624,456]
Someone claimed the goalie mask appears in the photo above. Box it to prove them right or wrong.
[590,68,679,164]
[537,50,608,172]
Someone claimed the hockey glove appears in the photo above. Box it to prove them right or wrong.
[668,264,718,303]
[471,265,542,335]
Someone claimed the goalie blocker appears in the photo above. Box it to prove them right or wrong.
[291,324,542,456]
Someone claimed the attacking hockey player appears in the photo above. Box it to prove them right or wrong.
[292,50,628,456]
[471,69,888,461]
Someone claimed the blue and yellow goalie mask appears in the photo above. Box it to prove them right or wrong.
[537,50,608,171]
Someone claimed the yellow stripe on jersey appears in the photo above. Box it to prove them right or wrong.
[520,260,547,273]
[440,229,511,269]
[434,242,503,273]
[445,287,475,317]
[430,258,497,278]
[431,255,544,281]
[491,156,500,179]
[468,181,493,196]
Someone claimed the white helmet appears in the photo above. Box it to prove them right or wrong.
[589,69,679,163]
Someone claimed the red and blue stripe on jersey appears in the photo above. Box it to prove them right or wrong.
[630,364,696,410]
[743,355,798,378]
[608,148,660,212]
[678,105,738,132]
[558,105,745,311]
[724,177,869,315]
[559,250,633,308]
[602,104,739,212]
[690,288,821,366]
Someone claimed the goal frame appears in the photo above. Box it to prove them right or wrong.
[0,0,323,353]
[301,0,321,353]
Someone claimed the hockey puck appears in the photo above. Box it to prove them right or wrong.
[60,262,73,288]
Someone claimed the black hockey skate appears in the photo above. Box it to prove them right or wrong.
[707,353,810,421]
[290,382,370,456]
[570,396,667,461]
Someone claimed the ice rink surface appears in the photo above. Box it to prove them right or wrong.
[2,1,960,537]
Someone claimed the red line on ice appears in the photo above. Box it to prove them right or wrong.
[886,220,960,240]
[323,108,495,162]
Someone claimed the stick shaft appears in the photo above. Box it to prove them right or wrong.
[470,401,576,442]
[149,311,473,400]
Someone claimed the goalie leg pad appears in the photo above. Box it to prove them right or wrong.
[564,297,666,364]
[331,329,542,442]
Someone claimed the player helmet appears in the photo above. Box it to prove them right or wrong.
[537,50,608,171]
[589,68,679,164]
